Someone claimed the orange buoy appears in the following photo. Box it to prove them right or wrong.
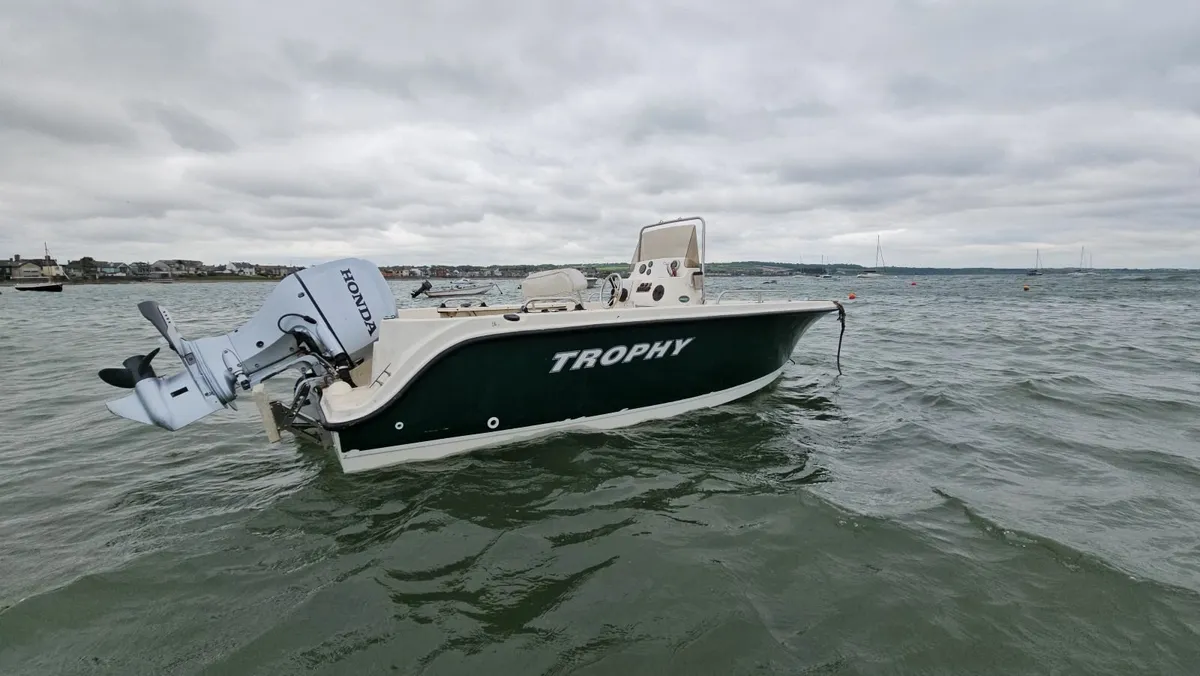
[848,292,856,300]
[1023,285,1030,291]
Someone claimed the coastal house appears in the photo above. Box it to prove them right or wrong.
[0,259,28,281]
[36,255,65,279]
[14,253,66,279]
[99,262,129,277]
[228,262,257,276]
[18,260,44,278]
[151,259,203,276]
[128,262,152,277]
[59,259,130,279]
[4,255,49,279]
[254,265,303,278]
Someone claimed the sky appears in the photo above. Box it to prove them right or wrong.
[1,1,1199,269]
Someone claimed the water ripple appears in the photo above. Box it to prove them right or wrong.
[2,273,1200,673]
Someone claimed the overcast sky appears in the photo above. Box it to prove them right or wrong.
[2,1,1199,268]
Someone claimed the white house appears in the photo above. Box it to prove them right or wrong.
[99,262,129,277]
[152,259,203,276]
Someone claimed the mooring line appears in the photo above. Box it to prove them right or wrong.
[831,300,846,375]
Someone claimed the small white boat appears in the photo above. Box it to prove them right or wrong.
[411,278,499,299]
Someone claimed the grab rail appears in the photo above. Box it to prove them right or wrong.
[520,296,586,313]
[714,288,799,304]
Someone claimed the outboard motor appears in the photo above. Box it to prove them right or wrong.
[98,258,397,431]
[410,279,432,298]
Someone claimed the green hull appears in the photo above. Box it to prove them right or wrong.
[333,308,830,456]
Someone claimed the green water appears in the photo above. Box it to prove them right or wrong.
[2,273,1199,674]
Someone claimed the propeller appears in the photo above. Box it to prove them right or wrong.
[98,348,160,389]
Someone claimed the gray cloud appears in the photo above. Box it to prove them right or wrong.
[282,41,512,103]
[772,144,1010,185]
[624,103,715,143]
[0,89,138,147]
[1,0,1199,269]
[152,104,237,153]
[190,165,381,201]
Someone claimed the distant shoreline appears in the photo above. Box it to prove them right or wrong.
[80,276,276,285]
[1,276,278,286]
[2,267,1193,289]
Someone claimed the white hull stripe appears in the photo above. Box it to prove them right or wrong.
[333,367,786,473]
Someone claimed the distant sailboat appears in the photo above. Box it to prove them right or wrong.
[1027,249,1043,276]
[1068,246,1096,276]
[14,243,65,292]
[819,254,833,278]
[856,235,886,278]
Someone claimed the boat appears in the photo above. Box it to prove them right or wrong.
[1068,247,1096,276]
[411,278,498,299]
[14,280,63,292]
[95,217,844,474]
[1027,249,1043,276]
[586,276,599,289]
[14,244,65,291]
[856,236,886,278]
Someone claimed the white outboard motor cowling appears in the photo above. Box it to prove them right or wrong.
[99,258,396,431]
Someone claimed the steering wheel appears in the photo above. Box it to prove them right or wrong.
[602,273,624,307]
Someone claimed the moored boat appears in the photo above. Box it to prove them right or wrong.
[96,217,843,473]
[411,278,498,299]
[14,243,65,291]
[1027,249,1044,276]
[14,280,63,292]
[856,235,887,278]
[1067,246,1096,276]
